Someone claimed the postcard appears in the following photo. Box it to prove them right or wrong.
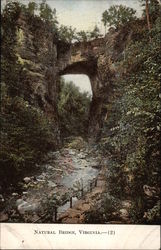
[0,0,160,249]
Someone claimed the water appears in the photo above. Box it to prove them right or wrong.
[60,157,99,188]
[57,149,99,216]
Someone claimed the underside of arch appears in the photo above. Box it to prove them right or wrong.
[59,60,97,77]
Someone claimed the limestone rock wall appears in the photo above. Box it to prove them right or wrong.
[16,14,59,120]
[14,14,61,145]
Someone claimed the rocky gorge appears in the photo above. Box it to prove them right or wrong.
[13,11,135,139]
[1,2,160,224]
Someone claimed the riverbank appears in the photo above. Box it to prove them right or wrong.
[0,137,103,223]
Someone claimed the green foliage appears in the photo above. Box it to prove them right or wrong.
[89,25,102,39]
[39,0,56,21]
[0,93,56,187]
[75,26,102,42]
[39,0,58,32]
[58,78,91,138]
[2,1,102,44]
[27,1,38,16]
[1,2,25,97]
[3,1,58,33]
[140,0,160,21]
[102,5,137,29]
[65,137,87,150]
[75,30,90,42]
[1,1,58,190]
[102,10,109,34]
[143,201,160,224]
[58,25,76,43]
[100,9,161,223]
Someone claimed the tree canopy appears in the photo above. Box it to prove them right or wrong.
[102,5,137,30]
[27,1,38,15]
[58,25,76,43]
[89,25,102,39]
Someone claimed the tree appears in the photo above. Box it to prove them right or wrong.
[39,0,57,22]
[140,0,161,29]
[89,25,102,39]
[39,0,58,32]
[75,26,102,42]
[146,0,151,32]
[58,25,76,43]
[75,30,90,42]
[101,10,108,35]
[27,1,38,15]
[101,5,136,29]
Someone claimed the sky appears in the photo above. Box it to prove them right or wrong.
[2,0,143,94]
[51,0,142,33]
[62,75,92,94]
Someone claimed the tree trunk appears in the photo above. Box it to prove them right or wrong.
[146,0,151,31]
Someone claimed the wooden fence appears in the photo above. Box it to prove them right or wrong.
[53,177,98,222]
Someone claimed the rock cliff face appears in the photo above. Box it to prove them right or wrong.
[15,14,135,140]
[16,14,59,123]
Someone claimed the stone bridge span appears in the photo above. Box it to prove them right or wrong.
[59,38,106,96]
[57,37,115,137]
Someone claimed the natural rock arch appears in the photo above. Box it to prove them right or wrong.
[12,13,134,141]
[57,39,112,138]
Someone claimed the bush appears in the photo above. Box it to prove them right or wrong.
[0,93,56,188]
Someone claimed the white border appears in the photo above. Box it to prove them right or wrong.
[0,223,160,249]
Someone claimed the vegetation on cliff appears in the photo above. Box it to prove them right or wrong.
[93,0,161,224]
[1,2,59,189]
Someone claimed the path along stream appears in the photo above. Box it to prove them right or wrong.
[2,144,102,223]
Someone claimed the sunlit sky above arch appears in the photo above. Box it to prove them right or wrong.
[2,0,144,93]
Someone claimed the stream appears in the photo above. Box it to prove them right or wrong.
[57,148,99,215]
[1,144,101,222]
[61,149,99,188]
